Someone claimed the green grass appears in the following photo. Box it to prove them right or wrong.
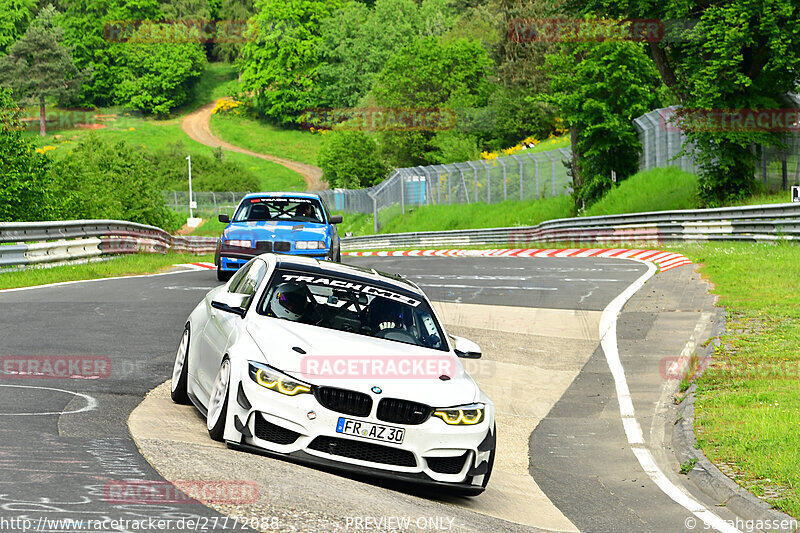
[666,242,800,518]
[180,62,240,113]
[24,107,305,192]
[188,217,228,237]
[379,196,572,234]
[210,113,324,166]
[0,253,213,290]
[585,167,700,216]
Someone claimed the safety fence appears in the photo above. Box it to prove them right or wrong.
[163,191,249,217]
[634,106,800,192]
[3,203,797,269]
[340,202,800,251]
[0,220,217,268]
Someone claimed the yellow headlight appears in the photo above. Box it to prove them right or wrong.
[254,368,311,396]
[433,405,484,425]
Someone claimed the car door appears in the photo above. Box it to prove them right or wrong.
[196,259,268,407]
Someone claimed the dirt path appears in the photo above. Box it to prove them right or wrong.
[181,100,326,191]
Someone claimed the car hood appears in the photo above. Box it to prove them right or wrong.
[224,221,328,242]
[245,316,480,406]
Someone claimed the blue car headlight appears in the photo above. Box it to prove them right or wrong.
[295,241,326,250]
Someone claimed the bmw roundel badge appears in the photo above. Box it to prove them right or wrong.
[371,386,382,394]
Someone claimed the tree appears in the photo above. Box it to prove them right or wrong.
[545,33,661,210]
[0,5,84,136]
[59,0,161,106]
[0,0,36,54]
[0,89,56,222]
[239,0,342,125]
[211,0,255,63]
[318,130,389,188]
[370,36,494,166]
[316,0,462,109]
[317,0,421,108]
[115,28,206,116]
[565,0,800,205]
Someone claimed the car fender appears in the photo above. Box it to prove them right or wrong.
[222,330,268,443]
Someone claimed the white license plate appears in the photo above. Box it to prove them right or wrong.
[336,417,405,444]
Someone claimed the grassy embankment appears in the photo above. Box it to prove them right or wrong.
[0,254,214,290]
[22,64,305,192]
[673,242,800,518]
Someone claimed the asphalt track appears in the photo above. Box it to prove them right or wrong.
[0,256,747,532]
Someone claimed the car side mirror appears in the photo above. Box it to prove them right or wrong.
[450,335,481,359]
[329,215,343,224]
[211,292,249,317]
[218,214,230,223]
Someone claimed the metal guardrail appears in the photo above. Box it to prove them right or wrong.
[0,220,217,268]
[340,203,800,251]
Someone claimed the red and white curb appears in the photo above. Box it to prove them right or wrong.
[343,248,692,273]
[177,262,215,271]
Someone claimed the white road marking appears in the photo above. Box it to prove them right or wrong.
[599,260,742,533]
[0,384,97,416]
[418,283,557,291]
[0,267,211,293]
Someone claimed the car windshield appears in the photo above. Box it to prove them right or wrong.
[257,269,447,351]
[233,197,324,223]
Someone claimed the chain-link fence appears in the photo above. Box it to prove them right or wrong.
[163,191,250,217]
[634,106,800,192]
[316,148,573,232]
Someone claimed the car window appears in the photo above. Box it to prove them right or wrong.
[233,198,323,224]
[232,260,267,308]
[257,269,446,350]
[227,260,254,293]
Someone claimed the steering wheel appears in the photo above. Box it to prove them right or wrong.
[374,328,417,343]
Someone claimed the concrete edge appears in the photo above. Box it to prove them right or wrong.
[672,309,799,533]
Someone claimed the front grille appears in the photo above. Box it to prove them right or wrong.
[274,241,290,252]
[256,241,273,252]
[314,387,372,417]
[254,414,300,445]
[308,436,416,467]
[426,453,469,474]
[376,398,431,425]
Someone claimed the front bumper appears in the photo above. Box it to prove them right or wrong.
[217,247,329,271]
[228,370,494,494]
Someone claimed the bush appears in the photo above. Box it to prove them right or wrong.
[53,134,182,231]
[147,142,260,192]
[0,89,56,222]
[318,130,389,188]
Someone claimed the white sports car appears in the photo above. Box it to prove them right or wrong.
[170,254,496,495]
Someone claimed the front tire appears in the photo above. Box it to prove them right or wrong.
[207,357,231,441]
[170,326,190,404]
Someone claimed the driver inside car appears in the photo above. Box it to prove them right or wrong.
[268,283,322,325]
[367,297,413,333]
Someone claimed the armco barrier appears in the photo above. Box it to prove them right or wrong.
[0,220,217,269]
[340,202,800,251]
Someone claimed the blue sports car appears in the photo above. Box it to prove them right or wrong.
[214,192,343,281]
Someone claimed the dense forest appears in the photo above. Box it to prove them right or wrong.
[1,0,799,227]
